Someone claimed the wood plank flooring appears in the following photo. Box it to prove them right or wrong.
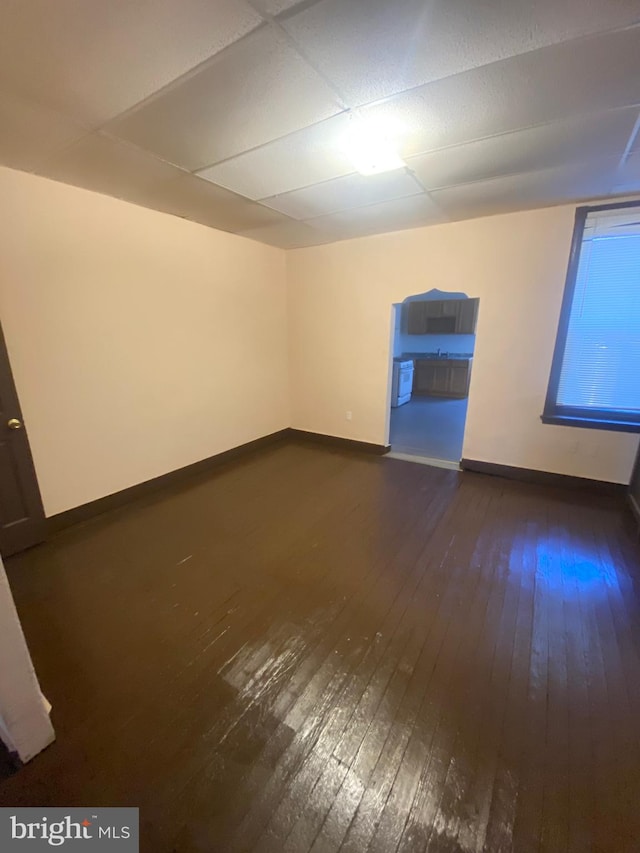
[1,441,640,852]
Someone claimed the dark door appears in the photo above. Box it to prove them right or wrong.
[0,323,46,556]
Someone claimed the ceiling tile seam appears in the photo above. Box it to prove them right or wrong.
[298,187,640,238]
[244,0,350,110]
[349,21,640,116]
[437,195,623,225]
[274,0,324,23]
[157,204,296,237]
[413,183,449,223]
[24,128,98,174]
[617,109,640,171]
[251,198,312,223]
[191,101,640,187]
[95,129,194,175]
[193,109,351,174]
[195,129,615,211]
[419,158,624,197]
[261,183,425,219]
[405,167,452,221]
[27,123,304,225]
[30,127,192,177]
[303,218,451,245]
[170,174,303,221]
[43,128,311,225]
[404,168,430,195]
[255,168,362,201]
[94,20,273,132]
[0,79,99,133]
[101,95,636,199]
[0,85,100,173]
[406,148,636,195]
[299,187,444,224]
[3,16,640,176]
[255,162,424,204]
[208,106,636,207]
[280,184,640,247]
[17,14,635,146]
[403,103,640,164]
[254,191,640,249]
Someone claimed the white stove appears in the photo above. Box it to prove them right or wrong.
[391,358,414,407]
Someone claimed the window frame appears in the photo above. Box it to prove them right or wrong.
[541,200,640,434]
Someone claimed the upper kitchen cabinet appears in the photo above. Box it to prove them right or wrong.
[406,301,426,334]
[406,299,451,333]
[404,298,479,335]
[455,298,479,334]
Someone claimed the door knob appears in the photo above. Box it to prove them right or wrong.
[7,418,22,430]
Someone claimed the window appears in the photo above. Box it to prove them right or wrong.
[542,202,640,433]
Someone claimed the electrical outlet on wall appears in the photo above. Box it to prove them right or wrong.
[346,411,352,421]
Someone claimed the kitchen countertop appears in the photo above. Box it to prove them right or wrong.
[401,352,474,360]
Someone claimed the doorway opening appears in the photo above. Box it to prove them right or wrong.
[387,289,478,469]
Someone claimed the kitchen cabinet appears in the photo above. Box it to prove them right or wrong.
[413,358,472,398]
[414,362,447,394]
[455,299,479,334]
[406,301,427,334]
[404,298,478,335]
[448,363,472,397]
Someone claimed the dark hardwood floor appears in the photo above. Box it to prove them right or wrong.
[1,441,640,852]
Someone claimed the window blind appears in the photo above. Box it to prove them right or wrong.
[553,206,640,426]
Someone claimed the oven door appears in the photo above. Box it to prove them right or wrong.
[398,366,414,397]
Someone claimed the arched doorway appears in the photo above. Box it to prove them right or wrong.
[388,288,479,467]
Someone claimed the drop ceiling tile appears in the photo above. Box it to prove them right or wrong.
[239,220,332,248]
[360,26,640,161]
[38,133,187,204]
[408,108,639,191]
[430,158,620,221]
[0,89,88,172]
[260,169,423,219]
[197,112,355,199]
[249,0,306,15]
[282,0,640,107]
[612,151,640,193]
[33,134,286,233]
[628,124,640,156]
[109,25,343,171]
[306,192,447,241]
[141,174,292,232]
[0,0,264,126]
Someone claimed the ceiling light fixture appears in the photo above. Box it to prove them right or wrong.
[341,114,407,176]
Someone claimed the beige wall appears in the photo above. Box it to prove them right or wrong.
[0,167,289,516]
[1,167,636,511]
[287,205,639,484]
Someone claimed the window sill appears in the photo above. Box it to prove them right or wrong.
[541,414,640,433]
